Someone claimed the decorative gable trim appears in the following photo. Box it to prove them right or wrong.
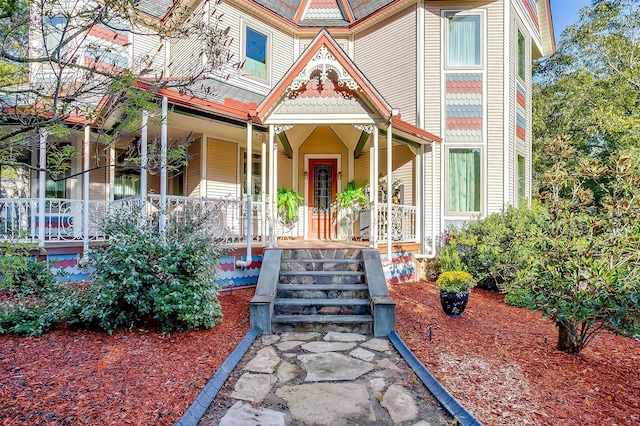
[255,29,392,123]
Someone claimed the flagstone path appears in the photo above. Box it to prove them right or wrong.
[198,331,453,425]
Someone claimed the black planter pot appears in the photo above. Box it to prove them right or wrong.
[439,290,470,318]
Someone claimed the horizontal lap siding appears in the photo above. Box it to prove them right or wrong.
[354,151,370,187]
[218,2,295,95]
[277,150,292,190]
[354,6,417,125]
[170,1,206,78]
[132,29,165,78]
[187,138,202,197]
[486,1,505,214]
[89,142,108,200]
[206,138,238,198]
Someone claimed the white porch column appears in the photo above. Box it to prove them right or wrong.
[372,126,379,248]
[236,120,253,268]
[159,96,168,233]
[261,137,267,245]
[38,129,47,245]
[83,126,90,256]
[386,120,393,259]
[268,125,275,247]
[140,110,148,218]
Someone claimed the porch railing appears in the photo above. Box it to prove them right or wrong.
[337,204,417,243]
[0,197,416,245]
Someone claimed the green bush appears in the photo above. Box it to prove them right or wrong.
[437,202,547,292]
[0,280,86,336]
[0,241,57,296]
[78,208,226,334]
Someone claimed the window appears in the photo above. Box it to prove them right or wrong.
[517,30,526,80]
[244,26,268,81]
[448,148,481,213]
[44,15,67,54]
[114,151,140,200]
[446,13,481,67]
[517,154,526,206]
[243,151,262,200]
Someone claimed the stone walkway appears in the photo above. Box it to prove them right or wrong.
[197,331,453,425]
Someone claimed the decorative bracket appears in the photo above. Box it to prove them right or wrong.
[354,124,375,135]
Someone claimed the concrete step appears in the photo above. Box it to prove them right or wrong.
[272,314,373,324]
[276,284,368,291]
[274,298,369,307]
[280,270,365,276]
[280,258,363,264]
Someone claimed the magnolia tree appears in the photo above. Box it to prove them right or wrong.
[0,0,238,180]
[512,135,640,353]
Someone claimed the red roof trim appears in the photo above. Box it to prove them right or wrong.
[294,0,309,23]
[395,117,442,144]
[256,29,392,122]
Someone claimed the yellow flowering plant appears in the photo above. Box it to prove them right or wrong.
[436,271,475,292]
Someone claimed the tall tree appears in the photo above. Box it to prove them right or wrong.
[0,0,238,179]
[533,0,640,180]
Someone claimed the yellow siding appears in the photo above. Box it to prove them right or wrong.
[88,142,108,200]
[187,138,201,197]
[354,151,370,187]
[206,138,238,198]
[297,127,348,193]
[277,150,292,190]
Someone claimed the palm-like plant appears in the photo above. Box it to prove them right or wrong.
[277,187,303,225]
[335,180,368,210]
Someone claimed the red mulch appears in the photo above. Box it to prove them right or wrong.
[0,288,253,426]
[390,282,640,426]
[1,283,638,425]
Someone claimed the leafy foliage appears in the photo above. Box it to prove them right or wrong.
[0,240,56,296]
[276,187,303,225]
[512,137,640,353]
[78,208,226,333]
[335,180,368,209]
[436,202,547,291]
[533,0,640,181]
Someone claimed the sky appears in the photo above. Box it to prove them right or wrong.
[550,0,593,41]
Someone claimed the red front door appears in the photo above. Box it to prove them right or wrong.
[308,159,337,239]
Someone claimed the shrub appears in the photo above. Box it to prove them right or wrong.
[438,202,547,292]
[79,208,226,334]
[0,241,57,296]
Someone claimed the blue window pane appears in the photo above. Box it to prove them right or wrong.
[246,27,266,64]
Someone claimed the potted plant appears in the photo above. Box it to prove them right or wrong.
[336,180,368,239]
[436,271,475,317]
[277,187,303,228]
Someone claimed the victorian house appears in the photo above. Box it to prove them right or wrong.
[0,0,554,285]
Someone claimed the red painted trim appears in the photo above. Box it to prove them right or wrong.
[294,0,309,23]
[256,29,391,122]
[516,126,526,140]
[516,92,526,107]
[338,0,355,23]
[395,118,442,143]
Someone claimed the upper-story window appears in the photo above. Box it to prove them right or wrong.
[44,14,68,54]
[517,30,526,81]
[445,12,482,67]
[517,153,526,206]
[243,25,269,82]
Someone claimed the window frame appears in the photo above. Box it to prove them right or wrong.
[516,153,526,206]
[517,30,526,81]
[240,21,271,85]
[44,14,68,55]
[445,146,483,215]
[443,10,484,69]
